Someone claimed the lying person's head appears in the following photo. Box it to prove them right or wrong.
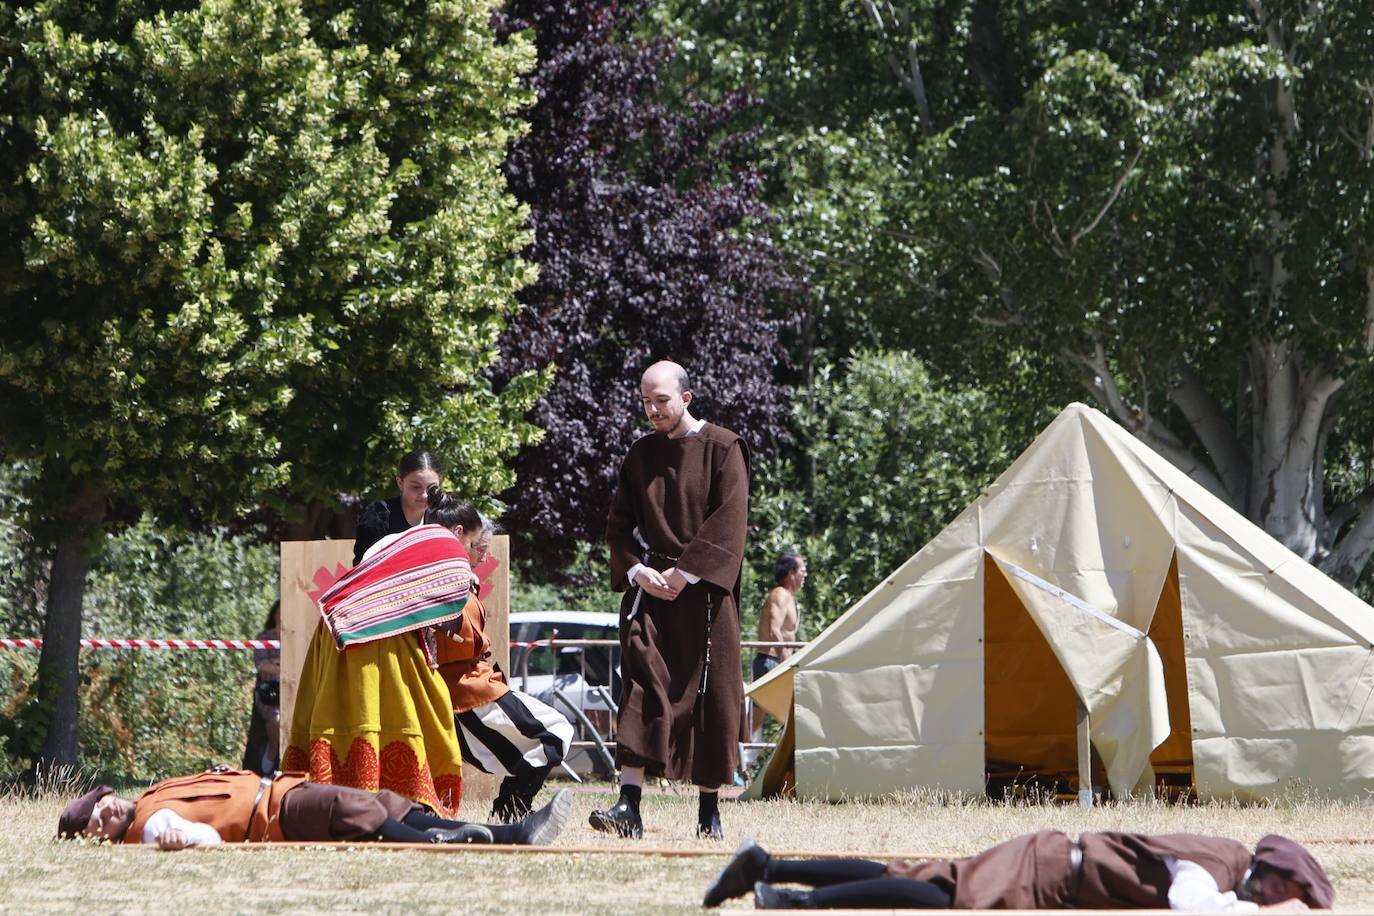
[57,786,136,842]
[1241,835,1334,908]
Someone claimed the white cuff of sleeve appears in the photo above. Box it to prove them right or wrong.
[631,564,699,585]
[142,808,224,847]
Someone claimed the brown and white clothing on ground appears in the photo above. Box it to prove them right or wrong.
[123,769,421,846]
[437,592,573,777]
[607,421,749,788]
[889,830,1256,910]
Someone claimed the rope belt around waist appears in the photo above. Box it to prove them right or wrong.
[627,527,680,623]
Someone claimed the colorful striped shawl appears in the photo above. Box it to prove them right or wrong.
[316,525,472,650]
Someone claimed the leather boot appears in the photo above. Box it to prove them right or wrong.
[510,788,573,846]
[587,798,643,838]
[490,782,519,824]
[425,824,493,844]
[754,882,815,909]
[491,766,552,823]
[703,838,771,907]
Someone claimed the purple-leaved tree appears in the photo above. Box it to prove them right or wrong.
[493,0,800,571]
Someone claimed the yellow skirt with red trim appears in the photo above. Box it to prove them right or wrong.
[284,623,463,817]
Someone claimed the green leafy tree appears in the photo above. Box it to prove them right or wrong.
[745,350,1029,633]
[876,1,1374,585]
[0,0,540,768]
[677,0,1374,587]
[658,0,923,364]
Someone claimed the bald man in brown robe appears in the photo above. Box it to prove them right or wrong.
[589,360,749,841]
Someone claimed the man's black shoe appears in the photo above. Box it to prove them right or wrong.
[702,838,770,907]
[587,798,643,838]
[754,881,814,909]
[426,824,494,844]
[696,810,724,840]
[513,789,573,846]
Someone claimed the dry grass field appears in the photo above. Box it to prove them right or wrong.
[6,781,1374,913]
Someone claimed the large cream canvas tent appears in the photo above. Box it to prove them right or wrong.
[748,403,1374,802]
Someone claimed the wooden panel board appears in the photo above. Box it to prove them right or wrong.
[278,540,354,753]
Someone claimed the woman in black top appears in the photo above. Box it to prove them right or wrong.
[352,449,443,564]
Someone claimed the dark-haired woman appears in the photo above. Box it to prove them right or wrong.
[352,449,443,565]
[286,486,481,817]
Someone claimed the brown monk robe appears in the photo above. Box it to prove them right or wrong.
[607,422,750,789]
[590,361,751,840]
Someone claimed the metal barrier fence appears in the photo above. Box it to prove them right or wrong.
[1,633,804,780]
[510,635,805,777]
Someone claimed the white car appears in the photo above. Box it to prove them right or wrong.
[508,611,620,775]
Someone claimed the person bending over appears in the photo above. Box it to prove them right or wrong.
[58,767,573,850]
[436,515,573,823]
[286,487,481,816]
[704,832,1332,911]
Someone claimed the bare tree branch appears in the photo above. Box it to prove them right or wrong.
[1290,368,1345,479]
[974,247,1001,281]
[972,245,1019,313]
[1036,199,1069,257]
[1328,480,1374,535]
[904,34,932,124]
[1070,147,1144,248]
[1167,363,1249,504]
[972,312,1024,328]
[1061,345,1231,500]
[1322,497,1374,585]
[859,0,932,124]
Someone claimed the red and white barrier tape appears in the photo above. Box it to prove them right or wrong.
[0,638,279,650]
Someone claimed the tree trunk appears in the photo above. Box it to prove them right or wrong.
[1074,335,1374,586]
[35,484,105,772]
[282,497,355,541]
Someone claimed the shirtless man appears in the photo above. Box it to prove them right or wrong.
[752,552,805,737]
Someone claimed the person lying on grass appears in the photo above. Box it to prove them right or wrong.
[58,767,572,850]
[704,830,1332,911]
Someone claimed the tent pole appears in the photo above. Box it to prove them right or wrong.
[1076,699,1094,808]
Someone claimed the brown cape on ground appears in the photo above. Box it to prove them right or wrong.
[607,423,749,788]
